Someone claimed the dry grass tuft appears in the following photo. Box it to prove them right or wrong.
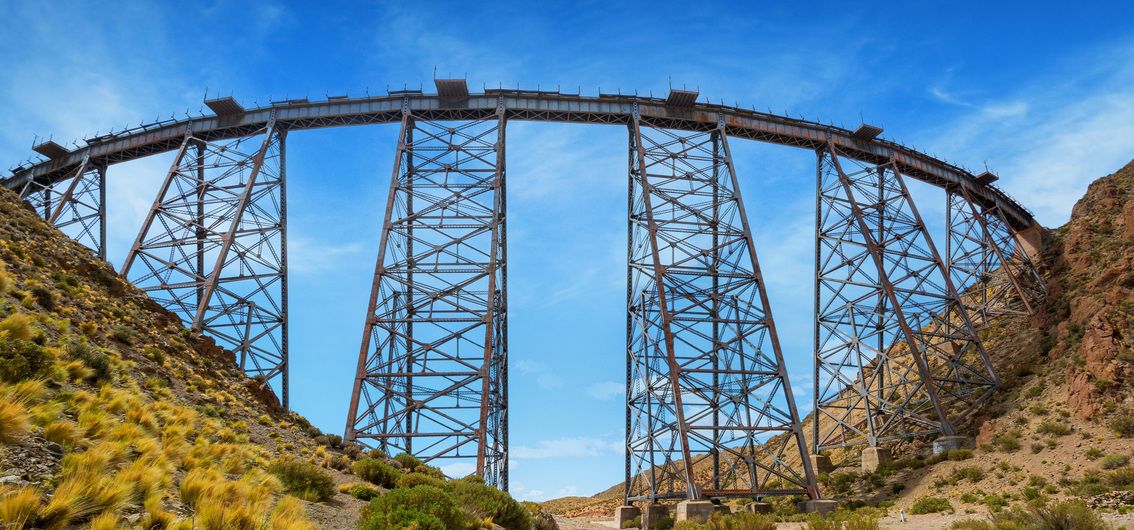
[0,485,41,530]
[0,397,30,444]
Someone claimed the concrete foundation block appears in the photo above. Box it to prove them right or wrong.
[675,500,715,523]
[797,499,838,515]
[641,504,669,528]
[743,502,774,514]
[713,504,732,515]
[615,505,640,527]
[810,454,834,474]
[861,446,892,473]
[933,435,971,454]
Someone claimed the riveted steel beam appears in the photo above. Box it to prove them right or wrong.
[813,143,998,453]
[625,110,816,503]
[345,98,508,489]
[121,114,289,408]
[20,153,106,260]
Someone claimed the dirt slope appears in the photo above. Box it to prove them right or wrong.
[545,159,1134,518]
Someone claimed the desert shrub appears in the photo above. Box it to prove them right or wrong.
[1111,411,1134,437]
[448,478,531,530]
[0,485,40,529]
[622,515,641,529]
[1105,467,1134,489]
[0,398,29,444]
[359,486,468,530]
[29,286,55,311]
[651,515,675,529]
[1100,453,1129,470]
[64,339,110,383]
[804,515,840,530]
[991,431,1022,452]
[354,458,400,488]
[910,496,953,515]
[325,433,343,449]
[268,460,335,502]
[1036,421,1071,436]
[952,466,985,483]
[394,452,425,470]
[842,513,880,530]
[398,472,446,489]
[981,494,1008,512]
[0,337,49,382]
[0,313,39,341]
[109,325,136,345]
[972,500,1108,530]
[349,484,381,501]
[1085,448,1104,460]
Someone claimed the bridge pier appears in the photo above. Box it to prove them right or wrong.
[19,153,106,260]
[121,114,289,408]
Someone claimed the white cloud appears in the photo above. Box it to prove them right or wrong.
[585,380,623,400]
[514,359,564,390]
[511,436,622,460]
[288,235,365,274]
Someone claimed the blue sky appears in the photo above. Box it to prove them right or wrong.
[2,1,1133,501]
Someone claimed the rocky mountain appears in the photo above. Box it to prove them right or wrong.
[545,160,1134,519]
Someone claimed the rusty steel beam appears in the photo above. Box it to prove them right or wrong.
[345,98,508,489]
[813,143,999,452]
[120,114,289,408]
[946,186,1045,325]
[19,153,106,260]
[625,108,816,503]
[3,92,1035,233]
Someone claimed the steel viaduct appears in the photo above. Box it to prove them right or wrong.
[2,80,1045,512]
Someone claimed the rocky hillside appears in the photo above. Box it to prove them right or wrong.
[546,160,1134,518]
[0,187,370,529]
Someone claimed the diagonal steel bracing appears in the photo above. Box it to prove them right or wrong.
[946,186,1045,326]
[345,100,508,489]
[121,115,289,407]
[20,154,107,260]
[625,110,816,503]
[813,144,998,452]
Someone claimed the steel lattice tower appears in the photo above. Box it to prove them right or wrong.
[121,115,289,407]
[19,153,107,260]
[345,100,508,489]
[625,111,816,503]
[946,186,1045,326]
[813,144,998,453]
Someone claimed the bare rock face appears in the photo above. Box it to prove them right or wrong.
[1053,159,1134,419]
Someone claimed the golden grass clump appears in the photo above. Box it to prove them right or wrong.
[89,512,123,530]
[43,420,80,448]
[270,496,317,530]
[0,397,29,444]
[0,313,39,341]
[0,485,41,530]
[0,380,46,404]
[38,466,130,529]
[139,495,175,529]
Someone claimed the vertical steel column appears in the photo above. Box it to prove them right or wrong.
[121,115,289,407]
[345,100,508,489]
[625,110,816,503]
[20,153,107,260]
[946,185,1044,325]
[814,143,998,452]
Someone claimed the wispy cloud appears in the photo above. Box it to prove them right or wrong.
[514,360,564,391]
[511,436,622,460]
[584,380,623,401]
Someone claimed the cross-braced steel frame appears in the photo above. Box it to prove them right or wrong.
[813,143,998,453]
[121,114,289,408]
[19,154,107,260]
[625,110,816,503]
[345,100,508,489]
[946,186,1045,326]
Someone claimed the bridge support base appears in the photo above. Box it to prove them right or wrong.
[797,499,839,515]
[615,506,640,527]
[742,502,773,514]
[811,454,834,474]
[933,436,971,454]
[676,500,715,523]
[861,447,892,473]
[641,504,669,528]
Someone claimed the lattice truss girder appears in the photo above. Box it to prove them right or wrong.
[946,188,1045,325]
[122,118,289,407]
[346,105,508,489]
[625,114,815,503]
[813,145,998,452]
[20,155,107,259]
